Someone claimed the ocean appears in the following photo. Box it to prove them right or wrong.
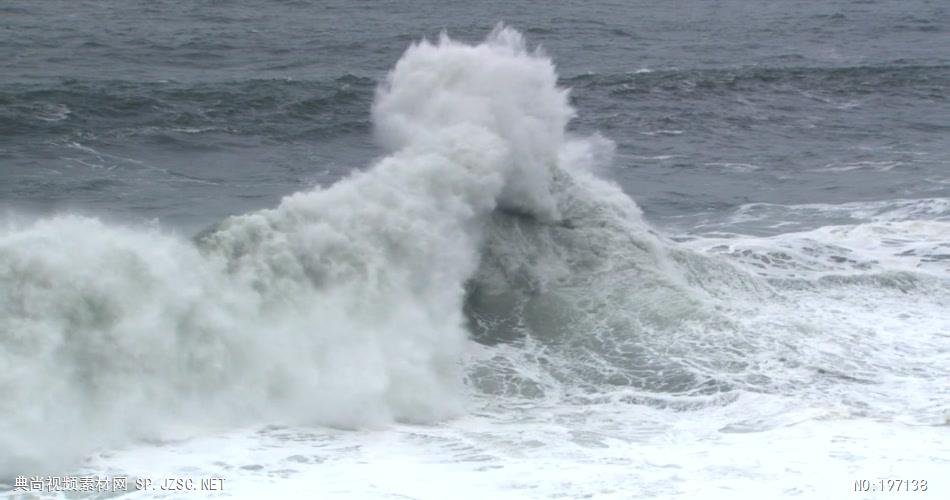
[1,1,948,498]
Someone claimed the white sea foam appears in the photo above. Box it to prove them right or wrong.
[74,399,948,499]
[682,220,950,279]
[676,197,950,236]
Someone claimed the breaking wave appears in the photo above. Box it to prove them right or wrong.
[2,26,948,478]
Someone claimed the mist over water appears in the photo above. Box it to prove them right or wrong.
[1,2,949,497]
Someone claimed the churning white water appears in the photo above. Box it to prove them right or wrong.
[1,26,948,499]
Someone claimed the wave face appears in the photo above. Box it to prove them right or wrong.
[0,25,602,476]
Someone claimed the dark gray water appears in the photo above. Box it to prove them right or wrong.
[3,0,948,233]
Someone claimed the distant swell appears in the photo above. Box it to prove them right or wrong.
[0,75,376,141]
[563,64,950,95]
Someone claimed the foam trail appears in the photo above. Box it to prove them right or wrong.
[0,25,581,475]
